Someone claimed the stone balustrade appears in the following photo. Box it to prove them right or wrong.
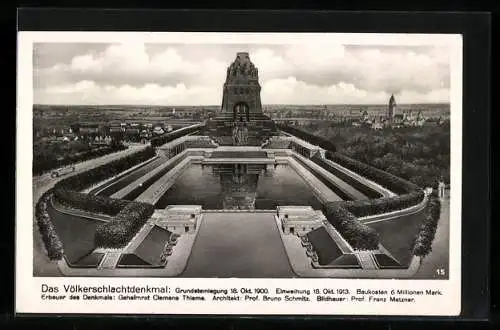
[152,205,202,234]
[277,206,326,235]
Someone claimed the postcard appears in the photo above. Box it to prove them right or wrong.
[17,31,462,316]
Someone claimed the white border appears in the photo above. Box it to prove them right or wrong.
[16,32,463,316]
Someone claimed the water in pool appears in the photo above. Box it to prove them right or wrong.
[155,163,323,210]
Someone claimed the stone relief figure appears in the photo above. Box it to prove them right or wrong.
[232,124,239,145]
[242,124,249,144]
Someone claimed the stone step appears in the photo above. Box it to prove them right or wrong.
[98,252,122,269]
[356,252,379,270]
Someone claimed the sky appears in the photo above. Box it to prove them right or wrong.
[33,42,451,105]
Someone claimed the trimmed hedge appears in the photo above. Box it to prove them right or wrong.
[412,196,441,257]
[94,201,155,248]
[55,146,156,191]
[35,191,64,260]
[343,190,425,218]
[185,140,217,149]
[278,124,337,152]
[150,124,204,147]
[311,153,382,199]
[37,146,160,261]
[325,151,418,194]
[53,147,156,215]
[292,154,353,201]
[122,155,185,201]
[53,188,129,216]
[323,203,380,250]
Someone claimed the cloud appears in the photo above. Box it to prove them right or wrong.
[250,44,449,94]
[33,42,451,105]
[35,43,227,89]
[260,77,448,105]
[36,80,222,106]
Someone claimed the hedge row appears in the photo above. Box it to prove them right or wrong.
[55,146,156,192]
[311,153,382,199]
[35,191,64,260]
[278,124,337,152]
[185,140,217,149]
[292,154,353,201]
[325,151,419,195]
[53,146,155,215]
[343,190,425,218]
[323,203,380,250]
[33,144,127,175]
[413,196,442,257]
[53,188,129,216]
[122,155,185,201]
[94,201,155,248]
[150,124,204,147]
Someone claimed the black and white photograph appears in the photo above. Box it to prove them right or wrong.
[17,31,464,316]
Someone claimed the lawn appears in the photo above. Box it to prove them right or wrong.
[367,210,425,267]
[117,226,172,268]
[47,204,102,264]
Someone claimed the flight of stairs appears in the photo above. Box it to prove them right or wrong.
[204,113,278,146]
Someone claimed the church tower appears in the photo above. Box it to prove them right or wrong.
[388,94,397,120]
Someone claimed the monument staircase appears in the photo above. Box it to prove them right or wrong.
[202,51,278,147]
[204,113,277,146]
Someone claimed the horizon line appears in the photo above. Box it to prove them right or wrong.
[34,102,451,107]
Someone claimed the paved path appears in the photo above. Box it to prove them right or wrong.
[51,199,112,222]
[355,252,378,270]
[33,145,148,196]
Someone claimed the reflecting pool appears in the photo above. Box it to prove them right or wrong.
[155,163,323,210]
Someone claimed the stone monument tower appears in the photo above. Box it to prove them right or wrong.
[221,52,263,120]
[205,52,277,146]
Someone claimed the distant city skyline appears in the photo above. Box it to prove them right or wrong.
[33,43,451,106]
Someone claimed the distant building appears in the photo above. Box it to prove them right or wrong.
[388,94,397,122]
[153,126,165,135]
[79,124,99,135]
[371,120,383,130]
[362,110,369,122]
[109,126,122,134]
[124,128,140,141]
